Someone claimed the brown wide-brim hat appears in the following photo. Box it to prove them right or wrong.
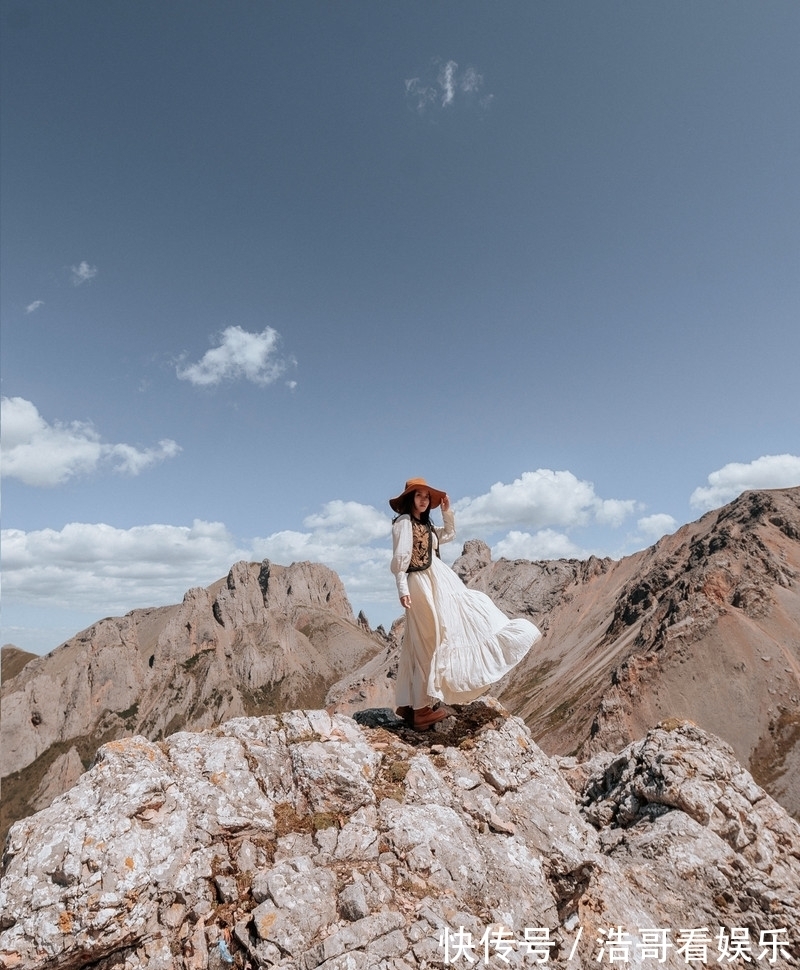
[389,477,446,513]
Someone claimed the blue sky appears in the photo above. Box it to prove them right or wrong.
[2,0,799,655]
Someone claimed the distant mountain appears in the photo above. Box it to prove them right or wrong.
[328,487,800,820]
[1,645,37,685]
[0,559,387,843]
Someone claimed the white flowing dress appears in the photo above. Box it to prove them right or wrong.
[391,510,541,709]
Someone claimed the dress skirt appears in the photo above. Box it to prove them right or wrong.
[395,556,541,709]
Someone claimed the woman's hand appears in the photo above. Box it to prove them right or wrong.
[441,493,450,512]
[400,594,411,609]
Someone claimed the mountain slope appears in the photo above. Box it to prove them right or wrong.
[0,645,36,685]
[466,487,800,817]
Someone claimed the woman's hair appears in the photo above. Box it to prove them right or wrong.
[393,491,432,524]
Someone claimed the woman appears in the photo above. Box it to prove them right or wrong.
[390,477,541,731]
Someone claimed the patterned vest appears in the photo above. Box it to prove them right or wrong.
[408,520,435,572]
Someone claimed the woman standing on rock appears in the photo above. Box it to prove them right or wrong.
[390,477,541,731]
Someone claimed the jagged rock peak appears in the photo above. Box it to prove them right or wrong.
[207,559,356,627]
[1,701,797,969]
[453,538,493,582]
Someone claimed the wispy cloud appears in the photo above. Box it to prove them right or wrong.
[106,440,182,476]
[460,67,483,94]
[439,60,457,106]
[25,300,44,314]
[70,261,98,286]
[405,59,493,114]
[0,396,181,487]
[176,325,296,387]
[690,454,800,511]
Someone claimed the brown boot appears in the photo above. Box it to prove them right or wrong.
[413,706,450,731]
[395,706,413,725]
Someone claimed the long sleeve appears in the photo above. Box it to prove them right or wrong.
[390,515,413,599]
[435,508,456,547]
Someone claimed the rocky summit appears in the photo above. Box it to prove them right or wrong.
[1,700,798,969]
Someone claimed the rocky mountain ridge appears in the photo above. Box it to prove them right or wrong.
[1,559,386,842]
[1,700,798,969]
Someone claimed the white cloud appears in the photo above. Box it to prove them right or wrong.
[439,60,457,106]
[1,475,629,647]
[177,325,295,387]
[594,497,640,527]
[107,439,183,476]
[454,470,639,535]
[25,300,44,314]
[252,501,394,606]
[636,513,678,542]
[251,473,641,618]
[690,454,800,511]
[405,59,491,114]
[460,66,482,94]
[302,500,390,544]
[71,261,98,286]
[404,78,434,112]
[492,529,591,562]
[0,396,181,487]
[1,521,247,616]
